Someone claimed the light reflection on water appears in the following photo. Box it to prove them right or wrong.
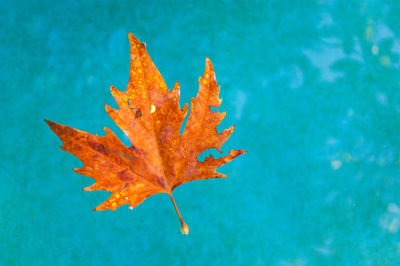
[380,203,400,233]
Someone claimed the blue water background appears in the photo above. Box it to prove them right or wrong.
[2,0,400,265]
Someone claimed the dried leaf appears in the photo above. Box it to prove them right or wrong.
[45,33,246,234]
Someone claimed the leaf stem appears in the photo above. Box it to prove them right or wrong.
[169,193,189,235]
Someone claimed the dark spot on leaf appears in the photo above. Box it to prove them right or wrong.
[65,127,73,136]
[157,176,167,189]
[73,143,83,151]
[88,138,107,154]
[135,109,142,118]
[118,169,133,182]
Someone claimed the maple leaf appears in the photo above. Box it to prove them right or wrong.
[45,33,246,234]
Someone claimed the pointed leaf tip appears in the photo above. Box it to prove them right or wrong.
[206,57,215,70]
[44,119,53,127]
[128,32,142,47]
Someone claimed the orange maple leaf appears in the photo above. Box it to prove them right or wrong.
[45,33,246,234]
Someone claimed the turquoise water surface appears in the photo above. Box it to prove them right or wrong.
[2,0,400,265]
